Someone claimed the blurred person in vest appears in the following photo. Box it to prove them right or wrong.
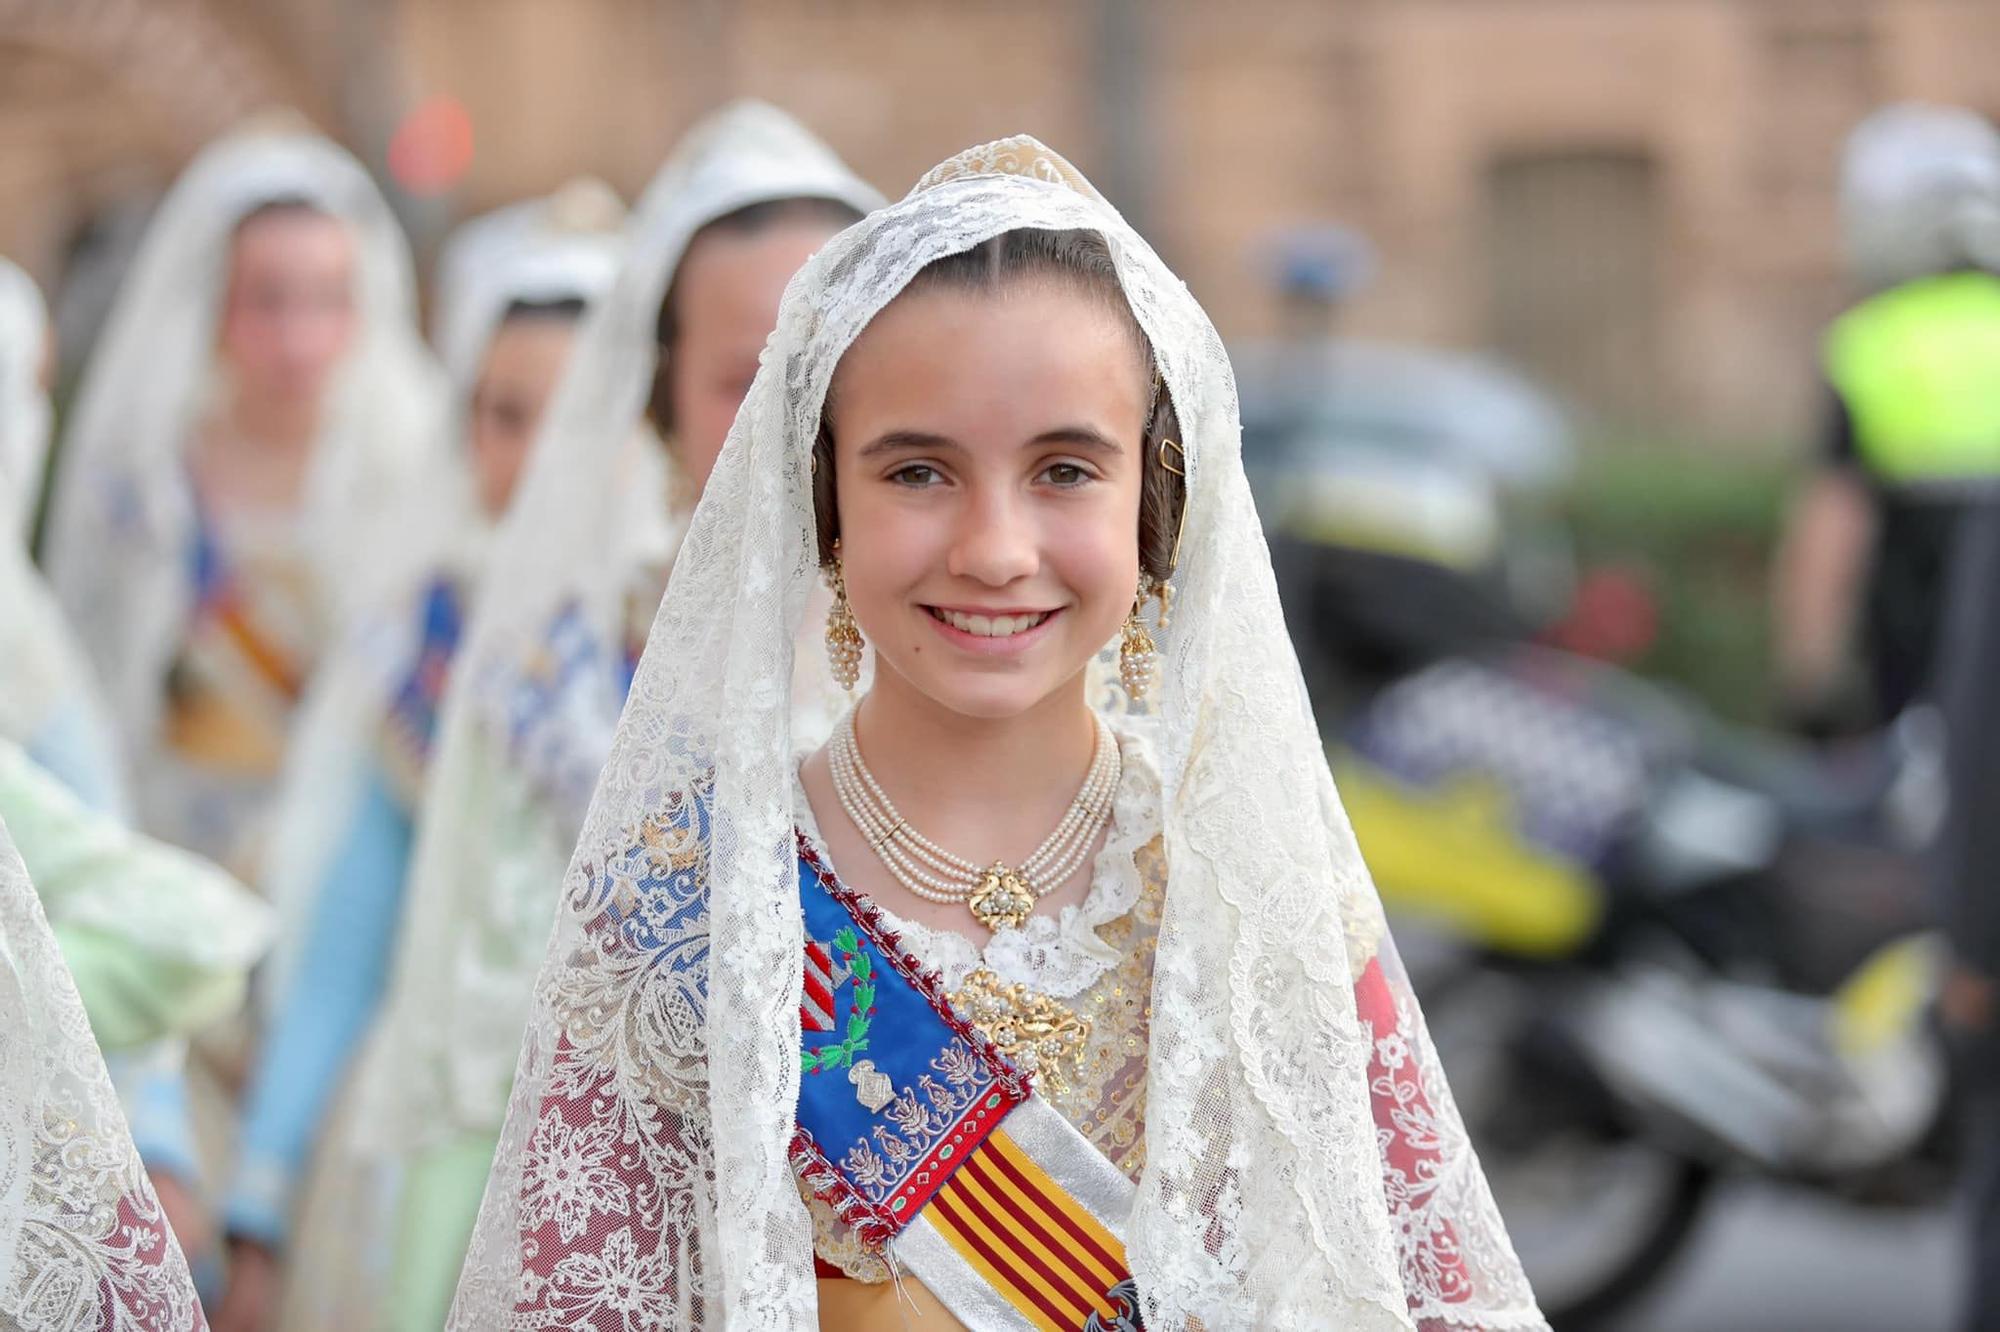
[1773,104,2000,736]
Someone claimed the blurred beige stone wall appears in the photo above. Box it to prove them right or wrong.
[3,0,1998,440]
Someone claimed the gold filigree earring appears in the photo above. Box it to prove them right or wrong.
[1120,575,1159,699]
[825,545,864,692]
[1121,435,1186,700]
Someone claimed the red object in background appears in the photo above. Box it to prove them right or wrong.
[388,95,474,197]
[1544,564,1661,665]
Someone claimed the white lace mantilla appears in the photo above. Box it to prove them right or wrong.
[0,821,203,1330]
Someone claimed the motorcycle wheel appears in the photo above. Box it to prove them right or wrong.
[1422,965,1714,1328]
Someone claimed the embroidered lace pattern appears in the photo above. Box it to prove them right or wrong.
[0,823,205,1330]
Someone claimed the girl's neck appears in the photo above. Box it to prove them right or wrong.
[191,397,321,517]
[224,390,320,454]
[852,665,1097,819]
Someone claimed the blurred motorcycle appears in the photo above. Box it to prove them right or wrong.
[1240,339,1954,1327]
[1338,646,1948,1325]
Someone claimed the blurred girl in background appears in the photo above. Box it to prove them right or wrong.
[43,124,443,876]
[267,104,877,1331]
[210,181,626,1332]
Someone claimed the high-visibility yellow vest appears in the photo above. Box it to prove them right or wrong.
[1823,270,2000,487]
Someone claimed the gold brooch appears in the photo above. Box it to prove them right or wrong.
[968,865,1036,931]
[951,968,1091,1096]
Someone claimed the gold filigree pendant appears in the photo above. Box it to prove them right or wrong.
[968,863,1035,931]
[951,968,1092,1096]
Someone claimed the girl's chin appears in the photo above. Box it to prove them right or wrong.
[874,657,1094,723]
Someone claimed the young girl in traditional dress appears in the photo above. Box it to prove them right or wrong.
[208,184,625,1332]
[43,125,443,876]
[451,138,1548,1331]
[262,104,879,1332]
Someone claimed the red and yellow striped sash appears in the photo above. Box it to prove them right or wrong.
[923,1127,1132,1331]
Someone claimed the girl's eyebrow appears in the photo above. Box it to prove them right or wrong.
[857,425,1122,458]
[858,429,956,458]
[1028,426,1121,454]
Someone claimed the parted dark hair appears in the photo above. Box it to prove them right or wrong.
[501,294,589,323]
[644,195,867,438]
[231,195,330,235]
[811,227,1185,583]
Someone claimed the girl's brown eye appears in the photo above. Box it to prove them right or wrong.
[1042,462,1089,487]
[890,464,941,488]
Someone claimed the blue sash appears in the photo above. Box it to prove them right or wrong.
[791,833,1144,1332]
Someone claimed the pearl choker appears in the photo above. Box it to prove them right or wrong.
[828,710,1121,931]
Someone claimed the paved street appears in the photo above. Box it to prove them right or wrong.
[1610,1180,1959,1332]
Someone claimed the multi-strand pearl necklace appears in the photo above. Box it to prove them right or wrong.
[829,710,1122,931]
